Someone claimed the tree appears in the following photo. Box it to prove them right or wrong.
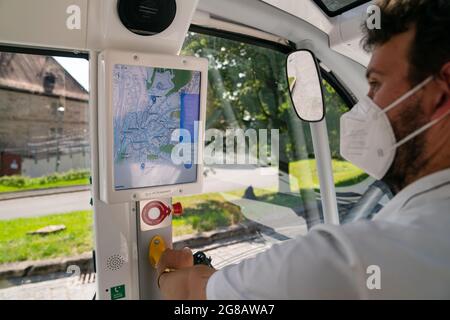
[182,32,308,163]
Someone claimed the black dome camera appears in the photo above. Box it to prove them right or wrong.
[117,0,177,36]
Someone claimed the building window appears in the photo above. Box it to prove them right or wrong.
[43,72,56,94]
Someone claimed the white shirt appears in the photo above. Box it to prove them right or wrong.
[206,169,450,299]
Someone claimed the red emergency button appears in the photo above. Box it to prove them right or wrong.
[172,202,183,216]
[142,201,171,226]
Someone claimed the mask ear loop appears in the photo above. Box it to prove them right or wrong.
[393,107,450,150]
[382,76,434,115]
[384,75,450,150]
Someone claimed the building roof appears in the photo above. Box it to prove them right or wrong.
[0,52,89,101]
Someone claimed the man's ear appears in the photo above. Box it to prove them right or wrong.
[432,62,450,120]
[440,61,450,89]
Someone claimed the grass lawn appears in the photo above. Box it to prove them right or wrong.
[290,159,368,190]
[0,210,93,264]
[173,193,244,237]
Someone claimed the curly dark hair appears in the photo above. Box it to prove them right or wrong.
[362,0,450,85]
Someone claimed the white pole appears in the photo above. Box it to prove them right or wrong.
[310,120,340,225]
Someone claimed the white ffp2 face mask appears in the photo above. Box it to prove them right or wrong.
[340,76,450,180]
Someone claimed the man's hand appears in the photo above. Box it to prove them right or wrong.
[157,248,216,300]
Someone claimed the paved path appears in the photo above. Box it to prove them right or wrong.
[0,231,286,300]
[0,272,96,300]
[0,185,89,201]
[0,191,93,220]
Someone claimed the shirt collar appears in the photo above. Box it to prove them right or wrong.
[374,168,450,221]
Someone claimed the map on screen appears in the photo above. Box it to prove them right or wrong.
[113,64,200,191]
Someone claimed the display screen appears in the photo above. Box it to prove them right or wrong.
[113,64,201,190]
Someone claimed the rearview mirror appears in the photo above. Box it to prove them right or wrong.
[286,50,325,122]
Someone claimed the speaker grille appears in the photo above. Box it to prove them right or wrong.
[106,254,125,271]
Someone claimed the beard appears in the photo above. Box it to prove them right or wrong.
[382,99,430,194]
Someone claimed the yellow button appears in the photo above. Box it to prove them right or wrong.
[149,235,166,268]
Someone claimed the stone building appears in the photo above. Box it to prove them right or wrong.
[0,52,89,177]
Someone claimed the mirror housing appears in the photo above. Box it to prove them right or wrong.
[286,50,325,122]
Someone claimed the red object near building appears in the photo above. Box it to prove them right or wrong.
[0,152,22,176]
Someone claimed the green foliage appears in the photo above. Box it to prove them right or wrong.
[182,32,297,160]
[322,80,350,159]
[0,175,27,187]
[0,170,90,192]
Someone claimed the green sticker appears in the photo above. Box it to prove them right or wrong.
[110,284,126,300]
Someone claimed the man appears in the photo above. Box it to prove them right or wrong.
[157,0,450,299]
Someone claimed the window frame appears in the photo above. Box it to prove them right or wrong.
[189,25,296,55]
[0,45,89,60]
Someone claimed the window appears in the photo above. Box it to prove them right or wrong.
[43,72,56,94]
[0,49,92,289]
[313,0,371,17]
[174,32,323,266]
